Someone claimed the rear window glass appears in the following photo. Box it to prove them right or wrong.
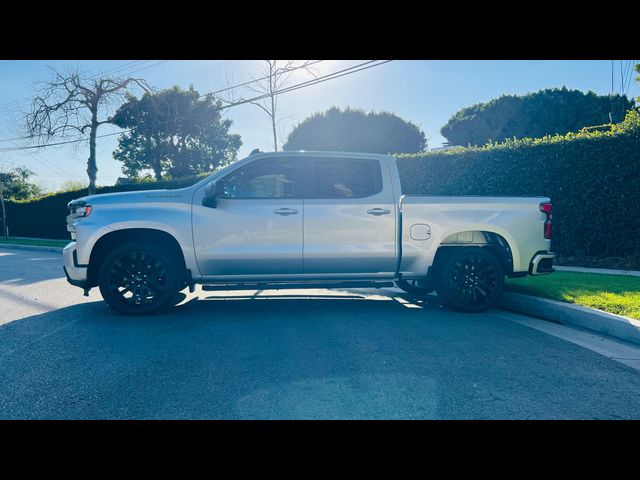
[310,158,383,198]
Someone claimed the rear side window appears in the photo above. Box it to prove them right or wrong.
[309,158,383,199]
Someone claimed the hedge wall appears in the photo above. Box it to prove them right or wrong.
[4,111,640,267]
[397,112,640,265]
[4,175,206,240]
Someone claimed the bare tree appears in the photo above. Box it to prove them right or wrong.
[25,68,151,194]
[232,60,318,151]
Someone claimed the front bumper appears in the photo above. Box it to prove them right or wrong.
[529,251,555,275]
[63,241,88,288]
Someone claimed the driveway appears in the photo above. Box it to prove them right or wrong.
[1,247,640,419]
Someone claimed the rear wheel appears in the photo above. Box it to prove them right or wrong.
[435,247,504,313]
[98,241,184,315]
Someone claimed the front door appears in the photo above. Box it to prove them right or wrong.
[192,157,303,277]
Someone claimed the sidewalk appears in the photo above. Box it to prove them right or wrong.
[555,265,640,277]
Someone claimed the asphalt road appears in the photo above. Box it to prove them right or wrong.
[2,246,640,419]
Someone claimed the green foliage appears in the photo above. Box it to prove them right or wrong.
[7,110,640,267]
[283,107,427,154]
[441,87,636,146]
[0,167,43,200]
[56,179,88,193]
[111,86,242,180]
[4,174,208,239]
[399,109,640,262]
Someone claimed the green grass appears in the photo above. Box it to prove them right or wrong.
[0,237,69,248]
[505,271,640,320]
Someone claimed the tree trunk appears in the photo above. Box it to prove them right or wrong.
[154,166,162,181]
[151,134,163,181]
[87,108,99,195]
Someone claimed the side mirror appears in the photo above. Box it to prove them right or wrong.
[202,180,227,208]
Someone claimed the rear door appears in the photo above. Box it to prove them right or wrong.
[302,156,397,275]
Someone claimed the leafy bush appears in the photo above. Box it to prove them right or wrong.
[6,110,640,269]
[399,109,640,263]
[441,87,635,147]
[283,107,427,154]
[4,174,207,239]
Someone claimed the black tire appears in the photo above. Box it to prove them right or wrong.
[434,247,504,313]
[395,279,434,296]
[98,241,184,315]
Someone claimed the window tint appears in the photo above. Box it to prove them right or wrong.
[310,158,383,198]
[222,158,297,199]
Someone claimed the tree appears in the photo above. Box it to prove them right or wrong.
[111,86,242,180]
[227,60,318,151]
[283,107,427,154]
[0,167,43,200]
[635,63,640,102]
[57,179,88,192]
[25,68,150,194]
[0,167,43,238]
[441,87,636,147]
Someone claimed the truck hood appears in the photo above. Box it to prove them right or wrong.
[68,189,188,208]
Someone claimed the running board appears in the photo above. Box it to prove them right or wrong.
[200,280,396,292]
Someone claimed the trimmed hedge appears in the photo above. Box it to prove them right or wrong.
[4,175,206,240]
[398,111,640,265]
[4,111,640,268]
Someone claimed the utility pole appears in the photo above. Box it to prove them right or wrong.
[0,182,7,239]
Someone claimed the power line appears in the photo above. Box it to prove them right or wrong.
[625,60,637,97]
[0,60,322,118]
[0,60,391,153]
[0,59,320,132]
[0,60,165,113]
[203,60,325,98]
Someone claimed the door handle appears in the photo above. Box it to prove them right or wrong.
[274,208,299,216]
[367,208,391,216]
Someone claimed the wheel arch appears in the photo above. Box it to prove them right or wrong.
[430,229,516,277]
[87,228,188,287]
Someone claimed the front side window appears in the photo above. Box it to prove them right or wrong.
[310,158,383,199]
[221,158,298,199]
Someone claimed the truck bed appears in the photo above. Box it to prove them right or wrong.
[399,195,551,276]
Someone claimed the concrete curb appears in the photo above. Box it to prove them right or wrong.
[555,266,640,277]
[498,291,640,346]
[0,244,64,254]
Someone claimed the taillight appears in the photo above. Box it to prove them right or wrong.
[540,202,552,239]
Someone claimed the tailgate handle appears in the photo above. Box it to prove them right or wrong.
[367,208,391,216]
[274,208,299,216]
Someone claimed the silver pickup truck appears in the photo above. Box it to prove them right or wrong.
[64,150,555,315]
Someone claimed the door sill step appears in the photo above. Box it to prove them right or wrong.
[200,280,396,291]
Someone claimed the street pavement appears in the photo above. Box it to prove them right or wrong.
[1,247,640,419]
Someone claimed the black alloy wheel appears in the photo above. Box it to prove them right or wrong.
[98,241,183,315]
[435,247,504,313]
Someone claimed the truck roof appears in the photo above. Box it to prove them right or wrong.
[246,150,397,161]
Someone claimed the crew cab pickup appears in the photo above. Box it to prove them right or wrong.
[64,151,555,315]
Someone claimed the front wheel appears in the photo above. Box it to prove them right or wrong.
[435,247,504,313]
[98,241,184,315]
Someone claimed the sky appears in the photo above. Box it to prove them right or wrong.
[0,59,638,192]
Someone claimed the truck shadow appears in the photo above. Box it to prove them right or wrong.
[0,291,463,419]
[3,290,639,420]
